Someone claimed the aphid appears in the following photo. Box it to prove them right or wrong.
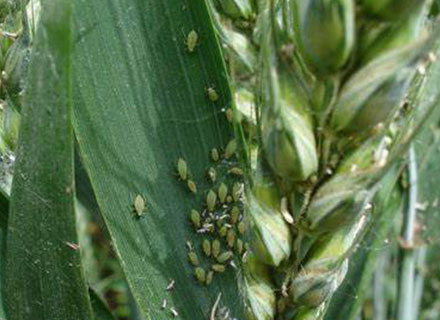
[217,251,233,263]
[161,299,167,310]
[211,264,226,273]
[202,222,215,233]
[230,206,240,224]
[229,167,244,176]
[280,197,294,224]
[186,240,193,251]
[211,148,219,162]
[219,225,228,237]
[188,251,199,266]
[187,180,197,194]
[237,221,246,235]
[218,183,228,203]
[177,158,188,181]
[236,239,244,255]
[219,214,227,223]
[224,139,237,159]
[207,167,217,183]
[206,270,214,285]
[166,279,176,291]
[206,190,217,211]
[212,239,221,258]
[190,210,201,228]
[197,228,209,234]
[226,108,233,123]
[195,267,206,283]
[206,87,219,102]
[227,229,236,248]
[242,250,249,261]
[232,183,242,202]
[226,195,233,203]
[65,241,80,251]
[186,30,198,53]
[170,307,179,317]
[203,239,212,257]
[133,194,146,217]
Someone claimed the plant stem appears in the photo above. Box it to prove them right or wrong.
[413,246,427,320]
[396,146,418,320]
[374,249,390,320]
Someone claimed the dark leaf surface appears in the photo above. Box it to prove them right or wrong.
[3,0,94,319]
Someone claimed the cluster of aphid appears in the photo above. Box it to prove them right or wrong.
[176,138,249,287]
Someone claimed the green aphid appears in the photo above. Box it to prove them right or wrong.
[226,195,233,203]
[207,167,217,183]
[206,190,217,211]
[207,87,219,102]
[186,240,194,251]
[202,239,212,257]
[212,239,221,258]
[229,167,244,176]
[177,158,188,181]
[232,182,242,202]
[226,108,233,123]
[206,223,215,233]
[219,225,228,237]
[202,219,215,233]
[236,239,244,255]
[238,221,246,235]
[217,251,233,263]
[218,183,228,203]
[187,179,197,194]
[227,229,236,248]
[211,264,226,273]
[194,267,206,283]
[188,251,199,266]
[206,270,214,285]
[190,209,201,228]
[211,148,220,162]
[186,30,198,53]
[224,139,237,159]
[133,195,146,217]
[230,206,240,224]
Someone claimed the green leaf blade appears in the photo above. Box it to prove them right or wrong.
[4,0,94,319]
[72,0,243,319]
[0,190,8,318]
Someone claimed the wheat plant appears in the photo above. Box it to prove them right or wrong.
[209,0,440,319]
[0,0,440,319]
